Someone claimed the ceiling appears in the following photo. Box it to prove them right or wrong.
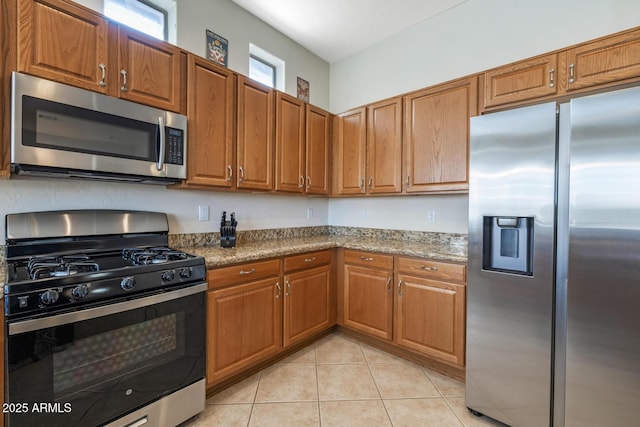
[231,0,469,63]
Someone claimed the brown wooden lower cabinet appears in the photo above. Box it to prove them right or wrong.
[395,274,465,366]
[342,251,394,341]
[283,264,332,347]
[206,276,282,386]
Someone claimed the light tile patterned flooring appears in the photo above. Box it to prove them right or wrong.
[183,332,506,426]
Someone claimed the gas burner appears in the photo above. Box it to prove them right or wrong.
[27,254,99,279]
[123,247,188,265]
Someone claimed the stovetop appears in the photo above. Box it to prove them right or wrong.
[4,210,208,320]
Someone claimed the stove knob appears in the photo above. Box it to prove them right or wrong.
[72,284,89,299]
[162,270,175,282]
[121,276,136,291]
[40,289,60,305]
[180,268,192,279]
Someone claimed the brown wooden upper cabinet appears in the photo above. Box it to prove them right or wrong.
[333,99,402,196]
[17,0,185,113]
[183,55,235,188]
[366,97,403,194]
[562,27,640,92]
[236,76,275,191]
[275,95,331,195]
[482,54,558,109]
[275,92,306,193]
[403,77,477,193]
[305,105,331,195]
[334,107,366,195]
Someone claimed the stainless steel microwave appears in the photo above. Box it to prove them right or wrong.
[11,72,187,184]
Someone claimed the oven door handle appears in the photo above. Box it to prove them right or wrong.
[8,283,207,336]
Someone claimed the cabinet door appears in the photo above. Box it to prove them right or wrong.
[283,265,332,347]
[207,277,282,385]
[404,77,477,193]
[237,76,274,190]
[367,97,402,194]
[185,56,235,187]
[117,26,184,113]
[305,105,331,195]
[343,264,393,340]
[17,0,109,93]
[334,107,366,195]
[275,92,305,193]
[396,274,465,366]
[483,54,558,108]
[563,28,640,92]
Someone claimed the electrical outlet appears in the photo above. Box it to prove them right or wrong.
[427,210,436,223]
[307,208,313,219]
[198,206,209,222]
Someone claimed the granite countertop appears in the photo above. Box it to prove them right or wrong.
[0,227,468,298]
[177,235,467,268]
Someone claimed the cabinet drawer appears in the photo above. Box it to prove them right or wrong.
[207,258,281,289]
[284,250,331,273]
[397,257,466,283]
[344,250,393,270]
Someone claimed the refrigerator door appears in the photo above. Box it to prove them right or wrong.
[565,86,640,426]
[467,102,557,427]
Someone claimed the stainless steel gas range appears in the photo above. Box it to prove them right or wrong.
[3,210,207,427]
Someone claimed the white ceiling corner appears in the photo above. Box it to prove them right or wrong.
[231,0,469,63]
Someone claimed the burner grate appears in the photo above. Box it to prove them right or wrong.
[123,247,188,265]
[28,255,100,279]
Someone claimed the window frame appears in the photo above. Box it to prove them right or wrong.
[249,54,277,89]
[105,0,170,42]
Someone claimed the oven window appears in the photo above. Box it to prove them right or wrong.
[53,313,184,396]
[22,95,157,161]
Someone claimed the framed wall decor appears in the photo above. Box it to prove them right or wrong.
[206,30,228,67]
[297,77,309,102]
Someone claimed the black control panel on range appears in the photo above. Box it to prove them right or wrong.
[5,263,206,318]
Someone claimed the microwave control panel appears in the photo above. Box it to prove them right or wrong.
[166,127,184,165]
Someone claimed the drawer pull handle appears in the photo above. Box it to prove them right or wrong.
[569,63,575,84]
[276,282,281,299]
[304,257,316,263]
[239,268,256,275]
[406,174,411,188]
[360,256,374,262]
[286,280,291,297]
[98,63,107,87]
[299,176,305,188]
[386,276,392,293]
[549,68,555,88]
[398,280,404,296]
[307,176,311,189]
[227,165,233,181]
[420,265,438,271]
[238,166,245,183]
[120,69,128,92]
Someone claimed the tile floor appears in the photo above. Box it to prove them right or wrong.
[183,332,506,426]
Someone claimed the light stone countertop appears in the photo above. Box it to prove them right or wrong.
[177,235,468,268]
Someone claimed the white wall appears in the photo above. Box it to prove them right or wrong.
[0,178,328,244]
[330,0,640,113]
[328,195,468,234]
[74,0,330,109]
[327,0,640,235]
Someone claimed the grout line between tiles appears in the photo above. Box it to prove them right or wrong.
[359,341,393,425]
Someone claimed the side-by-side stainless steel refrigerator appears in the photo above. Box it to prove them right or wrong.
[467,86,640,427]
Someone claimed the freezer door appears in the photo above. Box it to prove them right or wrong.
[565,86,640,427]
[467,102,557,427]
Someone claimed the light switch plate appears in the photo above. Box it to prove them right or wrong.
[198,205,209,221]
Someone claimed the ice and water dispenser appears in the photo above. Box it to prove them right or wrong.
[482,216,533,275]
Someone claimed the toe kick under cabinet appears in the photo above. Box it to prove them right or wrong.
[339,249,467,369]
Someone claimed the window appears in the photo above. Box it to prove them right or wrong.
[105,0,172,42]
[249,55,276,88]
[249,44,285,90]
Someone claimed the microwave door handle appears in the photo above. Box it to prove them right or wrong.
[156,116,165,171]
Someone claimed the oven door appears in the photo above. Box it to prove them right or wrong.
[5,284,206,427]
